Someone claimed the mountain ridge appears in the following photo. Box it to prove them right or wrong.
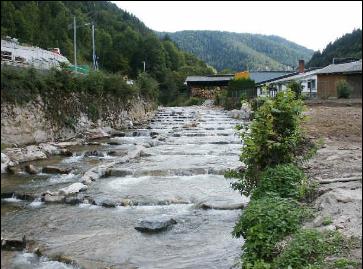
[156,30,314,71]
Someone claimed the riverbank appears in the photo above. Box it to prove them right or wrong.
[302,101,362,266]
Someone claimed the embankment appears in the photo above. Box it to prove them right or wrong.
[1,94,156,146]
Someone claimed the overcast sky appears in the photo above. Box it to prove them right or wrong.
[112,1,362,51]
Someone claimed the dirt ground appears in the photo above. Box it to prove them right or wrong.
[302,100,362,266]
[303,100,362,143]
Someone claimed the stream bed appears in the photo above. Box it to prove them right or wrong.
[1,106,247,269]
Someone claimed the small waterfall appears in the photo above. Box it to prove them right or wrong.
[29,197,43,208]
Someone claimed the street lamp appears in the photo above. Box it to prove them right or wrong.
[85,22,97,70]
[68,17,98,72]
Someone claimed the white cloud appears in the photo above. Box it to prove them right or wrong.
[112,1,362,51]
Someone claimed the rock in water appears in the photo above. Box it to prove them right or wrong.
[42,166,70,174]
[135,216,177,233]
[25,164,40,175]
[84,150,105,157]
[1,153,16,173]
[58,183,88,196]
[110,130,126,137]
[100,199,117,208]
[1,236,26,251]
[43,193,65,203]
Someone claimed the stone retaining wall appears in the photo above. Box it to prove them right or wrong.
[1,94,156,146]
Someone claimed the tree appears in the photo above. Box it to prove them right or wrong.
[1,2,16,36]
[336,80,353,99]
[287,80,303,98]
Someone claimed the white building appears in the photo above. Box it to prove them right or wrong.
[256,59,362,98]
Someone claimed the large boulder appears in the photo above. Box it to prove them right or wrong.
[59,183,88,196]
[107,150,128,157]
[228,103,251,120]
[100,199,117,208]
[1,236,26,251]
[38,143,61,155]
[4,146,47,163]
[135,216,177,233]
[1,153,16,173]
[25,164,41,175]
[42,166,71,174]
[110,130,126,137]
[84,128,110,140]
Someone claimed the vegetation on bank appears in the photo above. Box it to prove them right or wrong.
[1,1,214,106]
[227,89,358,268]
[215,78,256,110]
[1,66,160,129]
[1,65,158,104]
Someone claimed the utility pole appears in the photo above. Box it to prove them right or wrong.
[73,16,77,73]
[92,23,96,70]
[142,61,146,72]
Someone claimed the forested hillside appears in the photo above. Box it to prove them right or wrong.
[1,1,214,104]
[307,29,362,68]
[158,30,314,72]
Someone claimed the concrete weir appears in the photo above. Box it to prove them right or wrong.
[1,105,249,268]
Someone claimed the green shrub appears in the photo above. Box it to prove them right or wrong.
[251,164,307,200]
[322,216,333,226]
[233,196,311,264]
[243,260,272,269]
[228,78,256,100]
[336,80,353,99]
[87,103,100,122]
[249,96,268,112]
[231,90,306,196]
[1,66,153,104]
[215,89,242,110]
[136,72,159,100]
[287,80,303,98]
[1,65,46,104]
[332,258,360,269]
[183,97,204,106]
[63,116,78,130]
[273,229,348,269]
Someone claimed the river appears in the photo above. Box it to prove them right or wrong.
[1,105,248,269]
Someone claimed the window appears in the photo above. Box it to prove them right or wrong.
[311,79,316,90]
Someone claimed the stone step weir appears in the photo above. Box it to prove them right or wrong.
[1,105,248,269]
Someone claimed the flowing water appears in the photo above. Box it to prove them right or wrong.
[1,105,247,269]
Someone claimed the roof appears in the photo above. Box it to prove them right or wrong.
[185,71,294,85]
[185,76,233,83]
[249,71,293,84]
[270,69,319,84]
[315,60,362,75]
[265,60,362,84]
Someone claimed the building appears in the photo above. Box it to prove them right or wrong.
[184,71,293,99]
[184,75,234,99]
[257,60,362,98]
[314,60,362,98]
